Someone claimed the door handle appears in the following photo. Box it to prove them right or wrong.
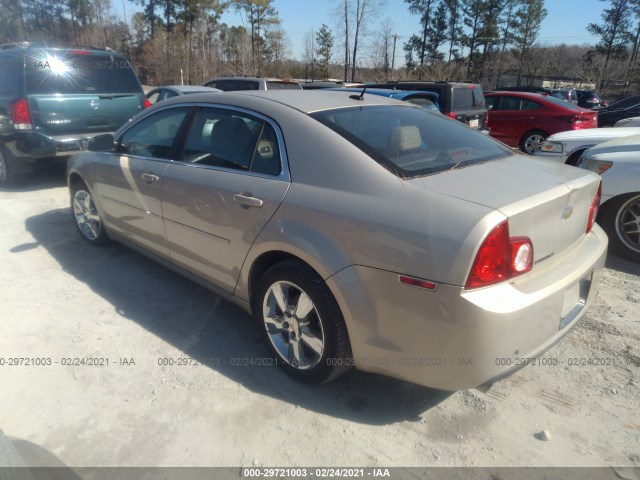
[141,173,159,183]
[233,193,263,208]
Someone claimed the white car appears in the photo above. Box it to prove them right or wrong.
[614,116,640,127]
[579,134,640,261]
[536,127,640,165]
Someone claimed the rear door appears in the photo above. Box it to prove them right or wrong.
[25,50,145,136]
[162,106,290,293]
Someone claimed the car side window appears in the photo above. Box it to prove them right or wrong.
[119,108,190,160]
[182,107,281,175]
[485,97,498,110]
[521,99,542,110]
[497,97,521,111]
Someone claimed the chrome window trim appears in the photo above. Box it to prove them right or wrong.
[116,103,291,182]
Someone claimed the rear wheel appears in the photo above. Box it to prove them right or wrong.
[520,130,548,155]
[599,193,640,262]
[253,260,352,384]
[70,180,110,245]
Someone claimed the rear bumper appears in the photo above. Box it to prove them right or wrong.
[2,130,109,163]
[326,225,608,391]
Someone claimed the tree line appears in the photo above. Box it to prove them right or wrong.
[1,0,640,94]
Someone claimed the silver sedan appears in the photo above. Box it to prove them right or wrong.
[67,91,607,390]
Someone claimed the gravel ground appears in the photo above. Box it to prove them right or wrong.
[0,164,639,468]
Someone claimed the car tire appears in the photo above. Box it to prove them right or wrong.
[253,259,352,384]
[599,193,640,262]
[520,130,548,155]
[70,180,110,245]
[0,147,19,186]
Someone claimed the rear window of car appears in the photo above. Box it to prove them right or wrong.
[311,105,512,179]
[543,96,584,111]
[453,86,485,110]
[266,81,302,90]
[24,51,141,94]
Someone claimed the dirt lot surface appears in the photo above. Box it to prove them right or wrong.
[1,165,639,468]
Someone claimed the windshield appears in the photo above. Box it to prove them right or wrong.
[311,105,512,178]
[25,50,142,95]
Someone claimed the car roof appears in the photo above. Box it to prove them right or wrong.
[331,87,439,100]
[487,91,550,99]
[151,90,409,114]
[161,85,222,92]
[205,76,300,83]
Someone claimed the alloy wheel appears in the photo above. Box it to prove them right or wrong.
[615,194,640,254]
[73,189,101,241]
[262,281,325,369]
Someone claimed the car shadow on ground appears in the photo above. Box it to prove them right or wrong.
[605,253,640,276]
[0,160,68,193]
[21,208,452,425]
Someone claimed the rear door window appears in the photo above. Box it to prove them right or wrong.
[235,80,260,91]
[182,107,281,175]
[497,96,521,111]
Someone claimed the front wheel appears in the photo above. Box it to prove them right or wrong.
[253,260,352,384]
[599,193,640,262]
[70,180,110,245]
[520,130,548,155]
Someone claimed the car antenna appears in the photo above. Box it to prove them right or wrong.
[350,86,367,101]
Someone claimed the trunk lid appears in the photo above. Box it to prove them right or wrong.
[409,156,601,265]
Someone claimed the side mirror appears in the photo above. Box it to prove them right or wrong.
[88,133,115,152]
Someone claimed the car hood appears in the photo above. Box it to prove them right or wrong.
[547,127,640,142]
[585,132,640,155]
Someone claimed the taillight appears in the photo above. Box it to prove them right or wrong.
[586,182,602,234]
[465,221,533,289]
[143,97,152,109]
[11,99,32,130]
[446,112,457,119]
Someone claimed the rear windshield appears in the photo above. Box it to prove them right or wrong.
[543,95,584,111]
[453,86,486,110]
[311,105,512,178]
[24,51,141,95]
[266,81,302,90]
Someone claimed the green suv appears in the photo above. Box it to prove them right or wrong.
[0,43,148,185]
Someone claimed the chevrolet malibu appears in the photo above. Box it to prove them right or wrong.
[67,91,608,390]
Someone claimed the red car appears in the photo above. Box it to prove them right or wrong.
[485,91,598,154]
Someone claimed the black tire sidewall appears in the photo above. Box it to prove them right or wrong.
[599,193,640,262]
[252,260,351,384]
